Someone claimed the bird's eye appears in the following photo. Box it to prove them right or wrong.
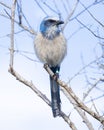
[48,20,56,23]
[45,20,56,26]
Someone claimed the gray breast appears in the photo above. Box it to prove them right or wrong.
[34,33,67,66]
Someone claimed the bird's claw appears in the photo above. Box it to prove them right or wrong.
[44,63,49,68]
[44,63,58,81]
[52,73,58,81]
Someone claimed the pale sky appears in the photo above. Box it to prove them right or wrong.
[0,0,104,130]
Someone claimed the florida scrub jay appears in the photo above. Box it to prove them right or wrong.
[34,16,67,117]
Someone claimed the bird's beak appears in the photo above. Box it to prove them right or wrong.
[56,20,64,25]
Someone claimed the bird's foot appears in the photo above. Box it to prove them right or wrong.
[44,63,49,68]
[53,108,61,117]
[52,73,59,81]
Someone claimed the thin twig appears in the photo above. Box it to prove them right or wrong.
[17,0,22,24]
[53,0,61,17]
[43,1,58,14]
[76,18,104,39]
[0,1,36,35]
[67,26,84,40]
[91,98,99,115]
[4,9,12,18]
[79,1,104,28]
[0,1,11,9]
[69,56,101,82]
[85,94,104,104]
[61,86,94,130]
[83,79,101,101]
[18,53,39,63]
[62,0,69,15]
[0,13,36,35]
[10,0,17,68]
[34,0,48,15]
[70,0,104,21]
[62,0,79,30]
[17,1,33,29]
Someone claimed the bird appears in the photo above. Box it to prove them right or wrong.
[34,16,67,117]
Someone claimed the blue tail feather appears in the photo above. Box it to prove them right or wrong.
[50,66,61,117]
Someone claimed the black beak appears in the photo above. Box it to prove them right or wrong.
[56,20,64,25]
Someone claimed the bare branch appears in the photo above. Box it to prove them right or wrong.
[44,64,104,126]
[17,0,22,24]
[10,0,17,68]
[62,0,69,15]
[79,1,104,28]
[4,9,11,18]
[0,1,11,9]
[83,79,101,101]
[62,0,79,30]
[0,1,36,35]
[0,13,36,35]
[53,0,61,17]
[91,98,100,115]
[67,26,84,40]
[34,0,48,15]
[76,18,104,39]
[61,112,78,130]
[18,52,39,63]
[70,0,104,21]
[85,93,104,104]
[62,87,94,130]
[94,0,104,4]
[8,67,77,129]
[17,0,34,30]
[42,1,58,14]
[69,56,101,82]
[8,67,51,105]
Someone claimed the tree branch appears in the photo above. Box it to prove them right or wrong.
[8,67,77,130]
[76,18,104,39]
[44,64,104,126]
[0,13,36,35]
[10,0,17,68]
[0,1,37,35]
[80,1,104,28]
[70,0,104,21]
[62,0,79,30]
[61,87,94,130]
[69,56,101,82]
[0,1,11,9]
[83,79,101,101]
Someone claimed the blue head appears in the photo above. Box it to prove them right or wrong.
[40,16,64,40]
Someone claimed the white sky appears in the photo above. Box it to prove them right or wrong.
[0,0,104,130]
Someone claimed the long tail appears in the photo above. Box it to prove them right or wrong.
[50,66,61,117]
